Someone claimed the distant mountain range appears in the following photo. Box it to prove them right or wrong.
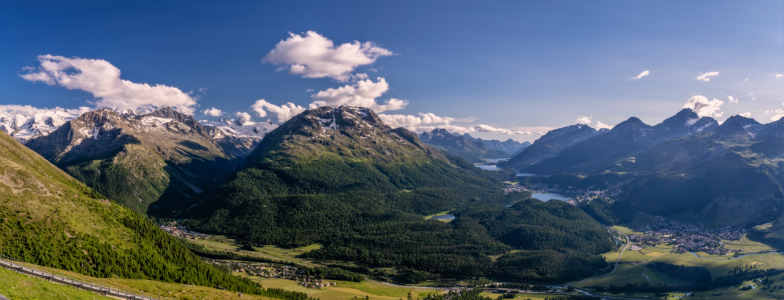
[418,129,530,162]
[507,108,782,228]
[0,108,84,143]
[523,108,719,174]
[25,107,239,215]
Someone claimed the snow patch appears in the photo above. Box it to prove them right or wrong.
[686,117,699,126]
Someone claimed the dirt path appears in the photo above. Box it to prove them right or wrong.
[563,229,630,289]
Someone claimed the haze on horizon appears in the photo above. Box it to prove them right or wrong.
[1,0,782,142]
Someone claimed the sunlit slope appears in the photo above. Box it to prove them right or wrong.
[0,130,266,293]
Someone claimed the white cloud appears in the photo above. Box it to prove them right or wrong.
[305,89,314,92]
[747,92,754,96]
[739,112,751,118]
[744,78,749,82]
[472,124,531,135]
[251,99,307,123]
[202,107,223,116]
[235,111,252,121]
[379,113,454,128]
[751,97,757,101]
[682,95,724,118]
[767,109,784,121]
[728,96,737,103]
[262,31,393,82]
[630,70,649,79]
[378,113,530,135]
[575,116,592,125]
[595,121,613,130]
[777,73,783,78]
[696,71,720,82]
[310,77,407,112]
[20,55,197,114]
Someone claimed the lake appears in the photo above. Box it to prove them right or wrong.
[516,173,536,177]
[475,164,501,170]
[483,158,509,163]
[531,193,571,202]
[432,214,455,220]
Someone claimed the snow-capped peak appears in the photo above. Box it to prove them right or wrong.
[0,105,90,143]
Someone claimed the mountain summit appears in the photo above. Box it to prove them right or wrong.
[26,107,236,215]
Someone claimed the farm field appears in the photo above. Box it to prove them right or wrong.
[186,237,324,267]
[239,275,441,300]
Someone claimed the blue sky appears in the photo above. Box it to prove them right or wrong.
[1,0,782,141]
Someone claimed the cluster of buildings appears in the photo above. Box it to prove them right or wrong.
[202,259,336,289]
[160,222,211,240]
[510,181,625,205]
[629,216,745,255]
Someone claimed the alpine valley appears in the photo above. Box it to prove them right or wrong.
[2,105,782,299]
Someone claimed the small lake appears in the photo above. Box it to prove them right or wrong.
[475,164,501,170]
[516,173,536,177]
[531,193,571,202]
[483,158,509,163]
[432,214,455,220]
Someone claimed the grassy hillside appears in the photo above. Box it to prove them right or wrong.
[0,130,303,298]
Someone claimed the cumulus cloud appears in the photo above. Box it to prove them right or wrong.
[575,116,592,125]
[262,31,393,82]
[728,96,737,103]
[378,113,530,135]
[765,103,784,121]
[235,111,252,121]
[310,77,407,112]
[20,55,197,114]
[595,121,613,130]
[202,107,223,116]
[379,113,454,128]
[251,99,307,123]
[683,95,724,118]
[630,70,649,79]
[777,73,783,78]
[739,112,751,118]
[696,71,719,82]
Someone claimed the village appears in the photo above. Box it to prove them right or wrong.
[628,215,746,255]
[160,221,212,240]
[202,259,338,289]
[504,181,625,205]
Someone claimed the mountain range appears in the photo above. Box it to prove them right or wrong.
[25,107,240,215]
[184,106,613,282]
[418,128,510,162]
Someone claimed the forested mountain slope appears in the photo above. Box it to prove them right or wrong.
[419,128,509,162]
[186,106,614,282]
[0,130,271,295]
[526,109,718,174]
[26,107,236,215]
[498,124,603,170]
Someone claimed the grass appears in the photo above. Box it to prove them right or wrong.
[721,235,779,254]
[186,238,324,267]
[580,245,784,291]
[239,275,440,300]
[423,211,453,223]
[22,264,279,300]
[0,267,112,300]
[610,225,644,236]
[478,292,551,299]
